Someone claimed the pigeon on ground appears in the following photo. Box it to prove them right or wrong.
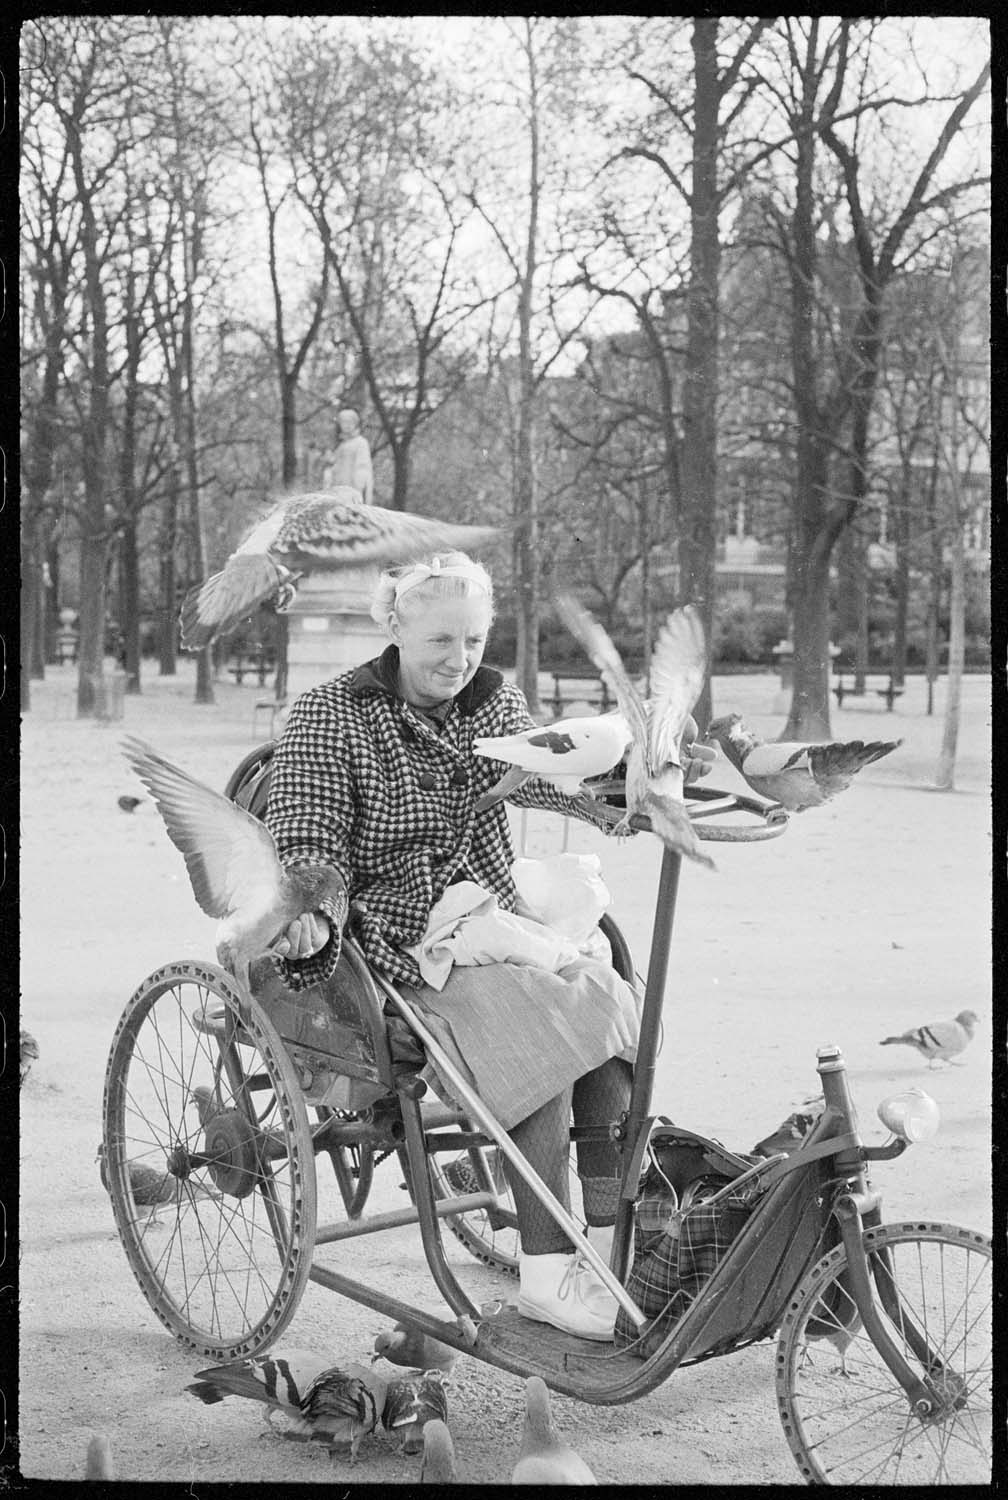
[179,487,502,650]
[372,1318,474,1374]
[20,1028,39,1086]
[511,1376,597,1485]
[84,1432,115,1480]
[421,1418,457,1482]
[117,793,153,813]
[121,736,346,992]
[554,594,715,869]
[473,712,632,804]
[97,1143,220,1225]
[703,714,901,812]
[187,1351,387,1461]
[382,1371,450,1456]
[879,1010,978,1068]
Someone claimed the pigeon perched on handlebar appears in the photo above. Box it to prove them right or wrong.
[880,1010,978,1068]
[421,1418,457,1482]
[473,712,632,807]
[187,1351,387,1461]
[179,486,502,650]
[511,1376,597,1485]
[121,736,347,992]
[554,595,715,869]
[382,1371,450,1455]
[703,714,900,812]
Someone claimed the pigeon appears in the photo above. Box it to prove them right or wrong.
[703,714,901,812]
[118,793,146,813]
[84,1432,115,1480]
[372,1318,474,1374]
[421,1418,457,1483]
[554,594,715,868]
[120,736,346,992]
[382,1370,449,1456]
[97,1143,220,1224]
[879,1010,978,1068]
[187,1351,387,1461]
[179,487,502,649]
[473,712,632,802]
[20,1028,39,1086]
[511,1376,597,1485]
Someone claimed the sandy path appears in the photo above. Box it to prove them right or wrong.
[15,665,990,1484]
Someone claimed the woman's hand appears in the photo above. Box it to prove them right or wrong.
[273,911,331,960]
[681,715,717,785]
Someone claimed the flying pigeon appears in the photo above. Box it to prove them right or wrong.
[703,714,901,812]
[382,1371,450,1456]
[179,487,502,650]
[473,712,632,804]
[20,1028,39,1086]
[121,736,346,992]
[554,594,715,869]
[879,1009,978,1068]
[421,1418,457,1483]
[511,1376,597,1485]
[84,1433,115,1481]
[187,1351,387,1461]
[372,1318,474,1374]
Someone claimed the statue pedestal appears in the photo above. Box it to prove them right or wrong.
[284,565,387,699]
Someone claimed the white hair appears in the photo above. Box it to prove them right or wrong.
[369,551,495,627]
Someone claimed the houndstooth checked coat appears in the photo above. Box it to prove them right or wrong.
[265,646,607,989]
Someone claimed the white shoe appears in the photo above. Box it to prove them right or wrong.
[517,1252,618,1342]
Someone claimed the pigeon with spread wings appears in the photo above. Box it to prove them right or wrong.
[554,595,714,869]
[179,486,502,650]
[121,736,346,991]
[704,713,900,812]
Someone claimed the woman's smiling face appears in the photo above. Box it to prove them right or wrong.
[391,592,493,708]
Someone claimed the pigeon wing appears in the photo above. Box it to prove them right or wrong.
[122,737,284,919]
[646,605,708,772]
[806,739,901,796]
[274,490,501,565]
[179,554,288,650]
[554,594,648,755]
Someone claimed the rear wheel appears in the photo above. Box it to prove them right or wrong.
[103,960,317,1358]
[776,1222,991,1484]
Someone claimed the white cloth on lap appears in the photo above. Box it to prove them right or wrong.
[408,880,582,991]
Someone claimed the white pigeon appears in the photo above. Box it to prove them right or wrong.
[473,711,632,801]
[511,1376,597,1485]
[880,1010,978,1068]
[121,736,345,991]
[179,487,502,649]
[554,594,714,869]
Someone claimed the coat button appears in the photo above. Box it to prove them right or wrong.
[418,771,437,790]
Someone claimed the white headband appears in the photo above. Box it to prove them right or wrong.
[393,558,491,605]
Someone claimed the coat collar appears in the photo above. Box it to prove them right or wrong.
[347,645,504,717]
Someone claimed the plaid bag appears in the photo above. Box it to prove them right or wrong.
[614,1160,766,1351]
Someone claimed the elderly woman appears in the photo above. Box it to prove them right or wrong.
[264,551,693,1341]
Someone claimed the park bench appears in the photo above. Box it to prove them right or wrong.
[226,645,276,686]
[549,666,613,717]
[833,674,904,712]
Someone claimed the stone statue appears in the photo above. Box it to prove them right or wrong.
[322,408,374,504]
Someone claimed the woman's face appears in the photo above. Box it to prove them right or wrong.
[391,592,493,707]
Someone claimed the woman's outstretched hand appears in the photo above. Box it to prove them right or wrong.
[273,911,331,959]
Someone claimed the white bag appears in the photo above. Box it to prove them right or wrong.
[511,852,612,946]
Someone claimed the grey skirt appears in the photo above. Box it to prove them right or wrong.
[407,955,642,1131]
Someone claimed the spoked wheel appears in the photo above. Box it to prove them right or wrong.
[103,960,317,1358]
[426,1142,585,1276]
[777,1222,992,1485]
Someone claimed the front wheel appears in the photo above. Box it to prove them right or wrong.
[776,1221,991,1485]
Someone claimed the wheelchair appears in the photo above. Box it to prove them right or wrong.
[101,742,992,1484]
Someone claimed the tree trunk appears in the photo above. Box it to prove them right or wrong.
[76,524,108,716]
[934,519,965,789]
[854,528,870,691]
[158,471,179,675]
[924,451,941,715]
[21,524,38,709]
[513,21,542,716]
[679,16,721,732]
[891,484,909,688]
[120,516,142,693]
[785,529,833,741]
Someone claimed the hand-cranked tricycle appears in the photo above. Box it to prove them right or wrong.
[101,745,991,1485]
